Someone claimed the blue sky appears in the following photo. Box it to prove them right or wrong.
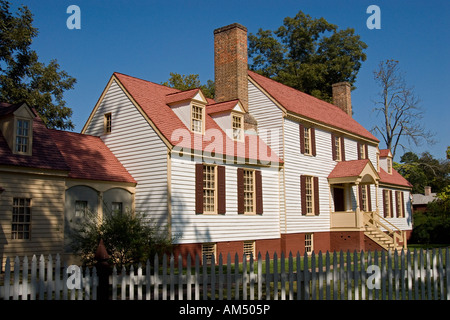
[10,0,450,161]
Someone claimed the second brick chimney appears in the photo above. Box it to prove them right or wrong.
[332,82,352,117]
[214,23,249,111]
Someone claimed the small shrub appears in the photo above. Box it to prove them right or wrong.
[69,208,178,268]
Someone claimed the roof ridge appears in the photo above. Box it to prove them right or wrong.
[248,70,347,115]
[113,72,181,92]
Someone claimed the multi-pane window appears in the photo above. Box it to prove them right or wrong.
[396,191,404,218]
[202,243,216,265]
[305,233,313,254]
[75,200,88,217]
[191,105,203,133]
[104,113,112,134]
[232,115,243,141]
[243,241,255,260]
[112,202,123,214]
[334,136,341,161]
[359,143,366,159]
[304,127,311,155]
[383,190,392,218]
[203,165,216,213]
[12,198,31,239]
[15,119,30,153]
[387,158,392,174]
[361,185,368,212]
[305,176,313,215]
[244,170,255,214]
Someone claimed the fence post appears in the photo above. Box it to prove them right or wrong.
[95,239,110,300]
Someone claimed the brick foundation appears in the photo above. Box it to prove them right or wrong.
[172,230,411,266]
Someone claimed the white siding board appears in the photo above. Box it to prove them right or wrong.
[170,157,280,244]
[83,80,169,224]
[248,81,284,159]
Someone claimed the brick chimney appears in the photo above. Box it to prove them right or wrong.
[424,186,432,196]
[332,82,352,117]
[214,23,249,111]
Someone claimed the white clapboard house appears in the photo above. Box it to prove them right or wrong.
[82,23,412,263]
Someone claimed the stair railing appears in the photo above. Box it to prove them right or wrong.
[363,211,406,250]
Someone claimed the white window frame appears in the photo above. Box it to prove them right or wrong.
[202,243,216,265]
[305,233,313,254]
[305,176,314,215]
[334,136,341,161]
[191,104,204,134]
[383,190,392,218]
[304,127,311,155]
[243,241,255,260]
[15,118,31,154]
[75,200,88,217]
[243,169,256,214]
[12,198,32,240]
[203,164,217,214]
[232,114,243,141]
[104,113,112,134]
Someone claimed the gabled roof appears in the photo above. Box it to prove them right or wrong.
[328,159,379,184]
[165,88,206,105]
[379,149,392,158]
[379,167,412,188]
[248,70,379,143]
[0,102,135,184]
[49,130,136,184]
[110,72,281,165]
[0,106,69,172]
[206,99,244,115]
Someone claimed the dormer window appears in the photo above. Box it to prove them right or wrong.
[232,114,243,141]
[387,157,392,174]
[191,104,204,133]
[15,119,30,154]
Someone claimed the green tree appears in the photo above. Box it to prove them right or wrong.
[410,186,450,244]
[162,72,215,99]
[248,10,367,102]
[0,0,76,129]
[395,151,450,194]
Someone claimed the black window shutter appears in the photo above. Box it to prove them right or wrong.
[299,124,305,154]
[237,168,244,214]
[255,170,263,214]
[217,166,226,214]
[311,127,316,156]
[331,133,336,161]
[314,177,320,215]
[300,175,306,215]
[195,163,204,214]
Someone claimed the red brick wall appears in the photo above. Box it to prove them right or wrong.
[214,23,248,110]
[330,231,365,252]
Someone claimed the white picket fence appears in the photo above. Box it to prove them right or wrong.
[1,248,450,300]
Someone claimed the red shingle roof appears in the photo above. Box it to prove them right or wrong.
[113,72,281,164]
[328,159,371,179]
[0,102,135,183]
[379,167,412,188]
[206,100,241,115]
[49,130,136,184]
[379,149,391,157]
[0,111,70,172]
[248,71,379,142]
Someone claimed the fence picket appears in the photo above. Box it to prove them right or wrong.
[1,248,450,301]
[23,256,29,300]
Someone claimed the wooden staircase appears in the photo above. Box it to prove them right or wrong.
[363,211,406,251]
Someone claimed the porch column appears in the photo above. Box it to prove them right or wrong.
[375,182,379,214]
[355,182,362,228]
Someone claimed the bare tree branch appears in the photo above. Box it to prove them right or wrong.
[370,59,435,158]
